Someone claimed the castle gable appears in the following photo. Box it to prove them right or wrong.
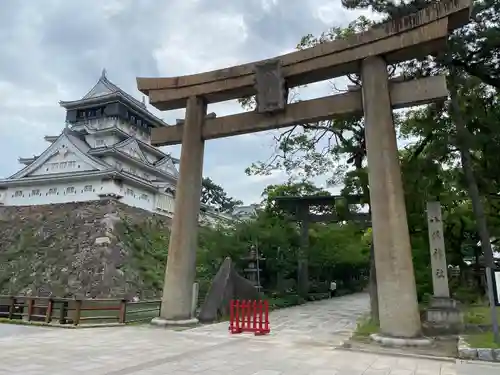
[29,150,97,177]
[9,131,108,180]
[155,157,179,177]
[114,138,148,164]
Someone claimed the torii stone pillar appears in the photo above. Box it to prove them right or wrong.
[152,96,206,325]
[361,56,422,338]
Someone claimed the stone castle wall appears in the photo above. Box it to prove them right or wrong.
[0,199,171,299]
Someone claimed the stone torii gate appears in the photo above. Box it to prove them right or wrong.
[137,0,472,339]
[273,194,369,298]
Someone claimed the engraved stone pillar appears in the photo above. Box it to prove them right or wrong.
[424,201,463,334]
[426,201,450,298]
[152,96,206,325]
[361,56,421,338]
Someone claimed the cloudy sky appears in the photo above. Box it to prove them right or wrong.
[0,0,377,205]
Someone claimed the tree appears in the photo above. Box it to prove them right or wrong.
[341,0,500,88]
[240,0,500,313]
[201,177,243,213]
[196,181,371,300]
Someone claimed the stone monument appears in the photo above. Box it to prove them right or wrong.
[424,201,463,334]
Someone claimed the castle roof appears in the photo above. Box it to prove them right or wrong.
[59,69,168,128]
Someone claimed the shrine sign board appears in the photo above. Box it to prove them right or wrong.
[254,59,287,113]
[493,268,500,307]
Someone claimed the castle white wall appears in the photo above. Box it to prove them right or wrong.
[116,120,150,144]
[85,133,120,148]
[2,179,104,206]
[101,156,154,181]
[115,181,155,212]
[0,178,228,224]
[155,192,175,216]
[0,177,175,215]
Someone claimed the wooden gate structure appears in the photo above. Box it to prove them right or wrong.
[137,0,472,339]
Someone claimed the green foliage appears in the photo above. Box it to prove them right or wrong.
[267,294,306,310]
[354,317,380,337]
[464,305,500,325]
[118,218,170,291]
[117,181,370,301]
[238,0,500,305]
[201,177,242,213]
[466,332,500,349]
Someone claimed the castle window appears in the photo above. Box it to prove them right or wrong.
[60,162,67,169]
[84,185,93,192]
[95,139,105,147]
[66,186,75,194]
[48,188,57,195]
[126,188,134,196]
[14,190,23,197]
[67,161,76,168]
[31,189,40,196]
[51,163,58,170]
[140,194,148,200]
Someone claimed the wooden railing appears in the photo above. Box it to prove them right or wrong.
[0,296,161,326]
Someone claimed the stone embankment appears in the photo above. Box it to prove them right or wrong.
[0,199,170,299]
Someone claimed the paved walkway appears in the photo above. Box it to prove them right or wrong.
[0,293,497,374]
[191,292,370,347]
[0,323,52,338]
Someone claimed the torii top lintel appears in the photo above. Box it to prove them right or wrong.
[137,0,471,111]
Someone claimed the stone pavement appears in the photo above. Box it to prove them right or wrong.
[191,292,370,346]
[0,322,52,338]
[0,292,497,374]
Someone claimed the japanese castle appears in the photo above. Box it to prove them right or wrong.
[0,70,232,224]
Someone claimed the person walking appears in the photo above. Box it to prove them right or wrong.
[330,280,337,298]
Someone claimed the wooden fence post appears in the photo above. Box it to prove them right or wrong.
[74,300,82,326]
[119,299,127,324]
[59,300,68,324]
[8,297,16,320]
[27,298,34,321]
[45,298,53,324]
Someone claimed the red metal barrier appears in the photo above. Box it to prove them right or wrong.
[229,299,270,335]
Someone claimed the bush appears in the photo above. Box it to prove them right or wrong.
[267,294,306,309]
[354,317,379,338]
[452,285,482,304]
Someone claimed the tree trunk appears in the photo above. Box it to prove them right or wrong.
[449,71,495,269]
[450,68,500,343]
